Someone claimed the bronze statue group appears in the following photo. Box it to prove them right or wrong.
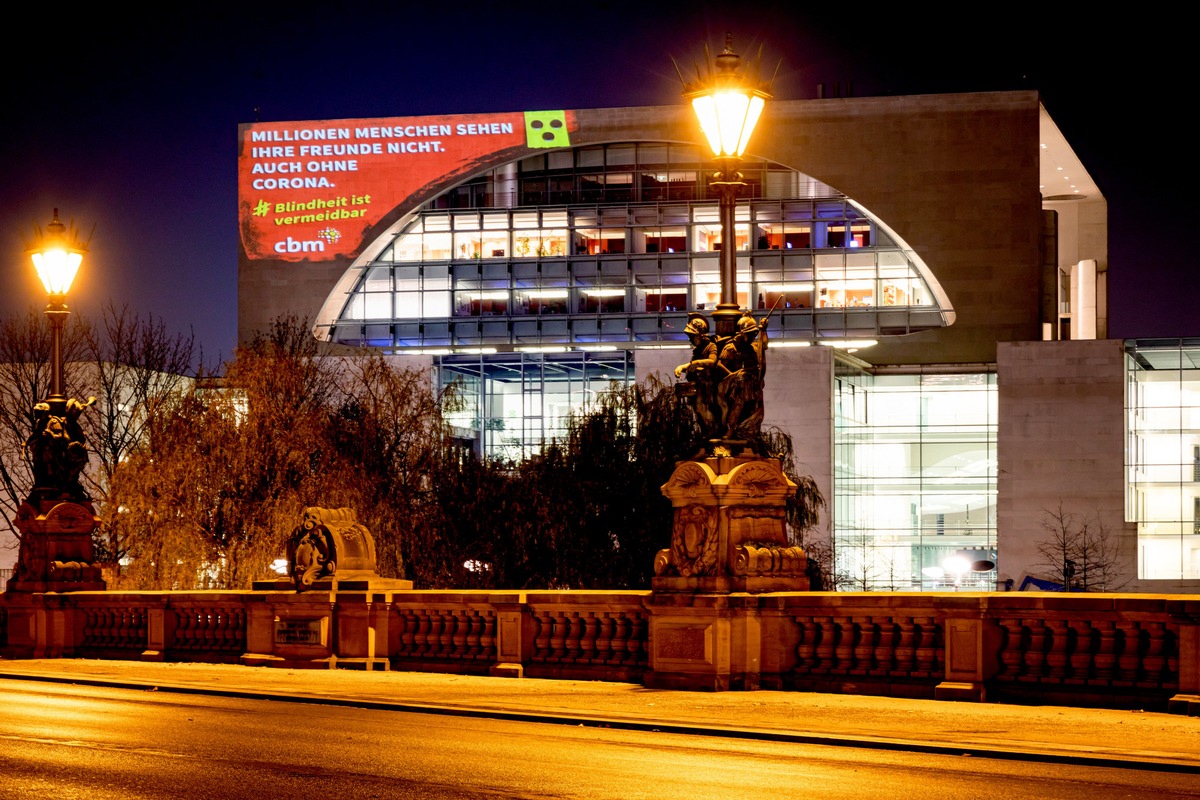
[674,309,769,457]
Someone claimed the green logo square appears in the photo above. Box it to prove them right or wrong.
[524,110,570,149]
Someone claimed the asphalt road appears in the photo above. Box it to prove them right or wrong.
[3,679,1200,800]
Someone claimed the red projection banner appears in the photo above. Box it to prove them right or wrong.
[237,110,576,263]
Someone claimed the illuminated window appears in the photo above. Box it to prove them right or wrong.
[1126,339,1200,580]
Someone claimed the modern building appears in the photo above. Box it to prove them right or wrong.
[237,91,1199,593]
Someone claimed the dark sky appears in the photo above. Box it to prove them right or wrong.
[1,4,1192,364]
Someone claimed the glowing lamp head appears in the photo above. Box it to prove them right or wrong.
[29,208,86,298]
[681,34,772,159]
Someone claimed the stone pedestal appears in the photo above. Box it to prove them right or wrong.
[241,589,400,670]
[6,499,105,593]
[647,456,809,690]
[243,507,410,669]
[652,457,808,593]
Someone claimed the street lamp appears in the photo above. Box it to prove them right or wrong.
[681,33,771,338]
[28,208,87,416]
[5,209,104,596]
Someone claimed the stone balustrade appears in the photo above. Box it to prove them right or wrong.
[4,589,1200,714]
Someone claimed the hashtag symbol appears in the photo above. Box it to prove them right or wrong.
[253,200,270,217]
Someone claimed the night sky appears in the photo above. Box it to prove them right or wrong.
[1,4,1192,365]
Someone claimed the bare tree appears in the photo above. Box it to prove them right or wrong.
[1034,501,1128,592]
[0,303,197,568]
[103,316,463,589]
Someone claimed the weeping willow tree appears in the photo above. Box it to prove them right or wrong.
[446,375,827,590]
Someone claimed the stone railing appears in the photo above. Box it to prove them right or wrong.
[4,588,1200,714]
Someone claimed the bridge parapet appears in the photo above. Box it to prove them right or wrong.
[3,589,1198,713]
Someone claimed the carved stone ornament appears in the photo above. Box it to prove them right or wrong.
[727,460,788,498]
[286,507,378,591]
[731,543,808,577]
[661,461,717,501]
[669,504,719,577]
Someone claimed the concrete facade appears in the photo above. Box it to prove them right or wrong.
[997,339,1137,589]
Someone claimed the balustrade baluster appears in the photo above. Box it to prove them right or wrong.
[995,618,1025,679]
[1044,618,1072,679]
[548,613,567,662]
[1067,619,1096,682]
[627,614,646,664]
[873,617,897,675]
[1024,618,1050,679]
[1092,620,1118,682]
[463,611,482,658]
[176,609,191,651]
[479,612,496,660]
[562,613,583,662]
[1116,621,1143,683]
[579,613,598,664]
[853,616,876,673]
[913,617,939,676]
[1142,621,1171,686]
[398,608,418,656]
[612,614,631,664]
[792,616,820,673]
[427,610,446,657]
[814,617,838,673]
[595,614,613,664]
[413,611,432,657]
[438,610,457,657]
[533,612,552,662]
[893,617,917,676]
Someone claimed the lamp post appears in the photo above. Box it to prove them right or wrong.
[4,209,104,598]
[651,46,811,686]
[29,208,86,418]
[682,33,771,339]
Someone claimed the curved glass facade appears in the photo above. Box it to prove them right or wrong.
[320,142,949,350]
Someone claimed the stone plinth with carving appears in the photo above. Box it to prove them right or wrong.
[6,499,105,593]
[653,457,809,594]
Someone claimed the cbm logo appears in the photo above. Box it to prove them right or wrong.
[274,237,326,254]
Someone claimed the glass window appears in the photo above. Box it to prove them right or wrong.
[1127,340,1200,580]
[834,371,998,591]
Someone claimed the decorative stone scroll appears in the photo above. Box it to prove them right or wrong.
[286,507,385,590]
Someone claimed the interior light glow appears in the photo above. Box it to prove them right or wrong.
[761,282,814,292]
[942,555,971,577]
[818,339,878,349]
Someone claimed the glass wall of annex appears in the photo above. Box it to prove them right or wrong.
[834,367,998,591]
[1126,339,1200,580]
[439,350,632,462]
[323,142,946,351]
